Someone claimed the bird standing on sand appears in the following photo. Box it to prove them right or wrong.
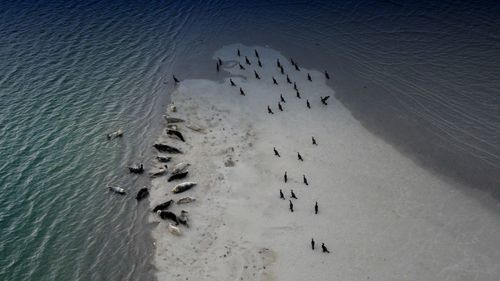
[173,75,180,84]
[322,243,330,253]
[216,62,220,72]
[284,171,288,183]
[311,239,315,250]
[289,200,294,212]
[254,70,260,79]
[291,58,296,66]
[239,63,245,70]
[277,59,281,68]
[255,49,260,58]
[280,189,285,199]
[303,175,308,186]
[293,82,298,91]
[325,70,330,79]
[230,78,236,87]
[237,48,241,56]
[296,90,301,99]
[278,102,283,111]
[240,88,246,96]
[298,152,303,161]
[280,94,286,103]
[273,77,278,85]
[295,64,300,71]
[312,137,317,145]
[280,65,284,74]
[245,56,251,65]
[218,57,223,65]
[286,75,291,84]
[268,106,274,114]
[315,202,318,214]
[274,147,280,157]
[291,190,297,199]
[321,96,330,105]
[258,60,262,67]
[306,100,311,109]
[307,73,312,81]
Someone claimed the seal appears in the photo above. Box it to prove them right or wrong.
[164,116,185,123]
[167,129,185,142]
[178,210,189,227]
[172,182,197,194]
[168,171,188,182]
[154,143,182,153]
[149,167,167,178]
[157,210,179,224]
[157,155,172,163]
[177,197,196,204]
[107,128,123,139]
[136,187,149,201]
[168,223,181,235]
[171,163,190,175]
[152,199,173,212]
[108,186,126,195]
[128,163,144,174]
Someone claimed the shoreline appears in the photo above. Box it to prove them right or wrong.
[149,44,500,281]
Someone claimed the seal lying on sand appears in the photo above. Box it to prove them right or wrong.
[108,186,126,195]
[178,210,189,227]
[154,143,182,153]
[163,115,185,123]
[177,197,196,204]
[157,210,179,224]
[168,223,181,235]
[157,156,172,163]
[136,187,149,201]
[152,199,174,212]
[167,129,185,142]
[172,182,197,194]
[168,171,188,182]
[171,163,190,175]
[149,167,167,178]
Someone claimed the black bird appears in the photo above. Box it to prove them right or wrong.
[278,102,283,111]
[307,73,312,81]
[216,63,220,72]
[272,77,278,85]
[268,106,274,114]
[218,57,223,65]
[306,100,311,109]
[291,58,296,66]
[322,243,330,253]
[240,88,246,96]
[312,136,317,145]
[296,90,301,99]
[293,82,297,91]
[311,238,315,250]
[295,64,300,71]
[173,75,180,84]
[325,70,330,79]
[280,65,284,74]
[237,48,240,56]
[289,200,294,212]
[136,187,149,201]
[277,59,281,68]
[280,189,285,199]
[274,147,280,157]
[230,78,236,87]
[321,96,330,105]
[303,175,308,185]
[284,171,288,183]
[315,202,318,214]
[258,60,262,67]
[286,75,291,84]
[254,70,260,79]
[280,94,286,103]
[245,56,251,65]
[239,63,245,70]
[298,152,303,161]
[291,189,297,199]
[255,49,259,58]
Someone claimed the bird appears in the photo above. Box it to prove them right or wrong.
[322,243,330,253]
[312,137,317,145]
[218,57,223,65]
[291,189,297,199]
[315,202,318,214]
[274,147,280,157]
[240,88,246,96]
[289,200,294,212]
[280,65,284,74]
[245,56,251,65]
[237,48,241,56]
[321,96,330,105]
[280,189,285,199]
[324,70,330,79]
[173,75,180,84]
[311,239,315,250]
[293,82,297,91]
[277,59,281,68]
[258,60,262,67]
[254,70,260,79]
[303,175,308,185]
[239,63,246,70]
[296,90,301,99]
[291,58,296,66]
[284,171,287,183]
[295,64,300,71]
[298,152,303,161]
[230,78,236,87]
[307,73,312,81]
[216,63,220,72]
[278,102,283,111]
[268,106,274,114]
[286,75,291,84]
[255,49,259,58]
[306,100,311,109]
[280,94,286,103]
[272,77,278,85]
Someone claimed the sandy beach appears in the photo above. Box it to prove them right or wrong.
[149,45,500,281]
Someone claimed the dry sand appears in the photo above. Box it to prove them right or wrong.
[149,44,500,281]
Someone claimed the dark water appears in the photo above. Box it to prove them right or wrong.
[0,0,499,280]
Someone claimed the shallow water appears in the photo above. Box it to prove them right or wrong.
[0,0,498,280]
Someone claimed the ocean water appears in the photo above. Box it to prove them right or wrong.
[0,0,498,280]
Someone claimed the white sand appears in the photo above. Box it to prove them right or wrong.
[150,44,500,281]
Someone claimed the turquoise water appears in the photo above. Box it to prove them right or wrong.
[1,0,499,280]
